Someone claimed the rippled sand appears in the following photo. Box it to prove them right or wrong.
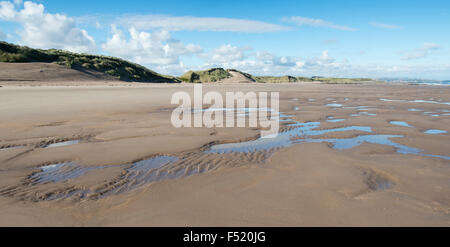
[0,82,449,226]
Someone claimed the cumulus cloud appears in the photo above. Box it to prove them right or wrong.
[0,1,15,19]
[283,16,357,31]
[204,44,250,63]
[115,15,290,32]
[0,30,6,40]
[0,1,95,52]
[101,26,202,67]
[198,48,354,77]
[211,48,449,79]
[319,50,335,63]
[99,37,448,79]
[369,22,402,29]
[402,42,441,60]
[196,47,307,76]
[255,51,300,67]
[322,39,338,45]
[298,50,341,73]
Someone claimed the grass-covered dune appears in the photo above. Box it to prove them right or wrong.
[178,67,378,84]
[179,68,232,83]
[0,41,179,83]
[251,75,377,83]
[252,75,312,83]
[253,75,379,84]
[310,76,376,84]
[223,71,373,84]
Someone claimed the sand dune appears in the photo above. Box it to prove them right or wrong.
[217,70,255,83]
[0,62,119,84]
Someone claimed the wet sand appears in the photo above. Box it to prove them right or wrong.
[0,82,449,226]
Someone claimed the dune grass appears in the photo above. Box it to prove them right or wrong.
[252,75,377,83]
[0,41,179,83]
[252,75,313,83]
[179,68,231,83]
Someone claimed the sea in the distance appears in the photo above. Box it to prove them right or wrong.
[380,78,450,85]
[412,81,449,85]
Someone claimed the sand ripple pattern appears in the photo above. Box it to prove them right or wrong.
[1,108,448,202]
[0,147,272,201]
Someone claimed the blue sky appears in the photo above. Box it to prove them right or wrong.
[1,0,449,79]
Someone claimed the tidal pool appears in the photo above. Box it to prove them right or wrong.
[424,129,447,134]
[343,106,376,111]
[30,156,178,185]
[45,140,80,148]
[410,100,450,106]
[390,121,413,127]
[18,104,450,202]
[327,119,345,123]
[351,112,377,117]
[0,145,22,151]
[207,114,449,160]
[326,103,343,107]
[31,162,112,183]
[380,98,450,105]
[380,98,406,102]
[207,120,372,154]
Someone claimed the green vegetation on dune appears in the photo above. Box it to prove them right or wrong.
[251,75,377,84]
[0,41,179,83]
[253,75,313,83]
[310,76,377,84]
[179,68,231,83]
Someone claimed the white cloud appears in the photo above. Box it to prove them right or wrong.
[320,50,333,62]
[423,43,440,49]
[115,15,290,32]
[105,39,448,79]
[196,47,307,76]
[0,1,15,19]
[300,50,341,73]
[255,51,299,67]
[196,48,357,78]
[283,16,357,31]
[322,39,338,45]
[0,1,95,52]
[402,42,441,60]
[0,30,6,40]
[208,47,449,79]
[101,26,202,67]
[204,44,249,63]
[369,22,401,29]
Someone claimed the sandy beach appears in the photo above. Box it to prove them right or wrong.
[0,82,449,226]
